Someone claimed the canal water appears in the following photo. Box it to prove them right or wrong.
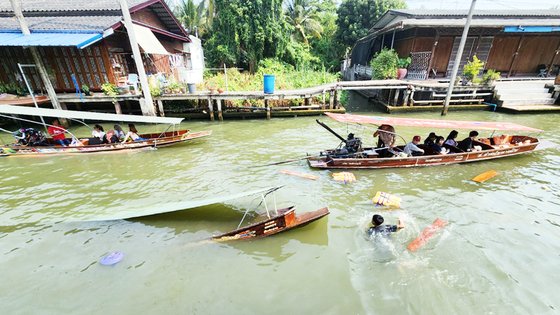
[1,108,559,314]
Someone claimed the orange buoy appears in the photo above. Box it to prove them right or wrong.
[407,218,447,252]
[472,170,498,183]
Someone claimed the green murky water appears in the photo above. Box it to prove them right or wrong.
[1,107,559,314]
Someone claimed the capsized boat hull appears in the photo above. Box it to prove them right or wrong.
[1,129,211,157]
[308,136,539,169]
[213,206,329,241]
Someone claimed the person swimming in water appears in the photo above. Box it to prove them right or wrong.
[367,214,405,237]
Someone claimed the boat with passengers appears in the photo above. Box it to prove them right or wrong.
[0,104,211,157]
[308,113,542,169]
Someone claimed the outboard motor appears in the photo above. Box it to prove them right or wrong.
[345,133,362,153]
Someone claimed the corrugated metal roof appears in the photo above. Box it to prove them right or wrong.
[371,9,560,31]
[391,9,560,17]
[0,16,121,32]
[0,31,102,48]
[0,0,147,12]
[399,18,560,28]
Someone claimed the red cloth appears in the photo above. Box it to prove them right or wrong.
[48,125,66,140]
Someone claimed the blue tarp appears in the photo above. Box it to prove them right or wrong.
[504,26,560,33]
[0,31,103,49]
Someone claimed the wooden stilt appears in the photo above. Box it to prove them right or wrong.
[265,99,271,120]
[207,97,214,121]
[113,101,122,115]
[329,90,334,109]
[217,99,223,121]
[156,100,165,116]
[334,90,340,108]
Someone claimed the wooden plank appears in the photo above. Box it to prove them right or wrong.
[472,170,498,183]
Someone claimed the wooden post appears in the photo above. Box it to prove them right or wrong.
[409,88,415,106]
[427,32,440,78]
[216,99,223,121]
[393,89,400,105]
[156,100,165,116]
[113,101,122,114]
[265,99,271,120]
[118,0,156,116]
[305,97,311,105]
[207,96,214,121]
[322,91,326,109]
[10,0,62,111]
[335,89,340,108]
[402,89,410,107]
[508,35,524,78]
[329,90,335,109]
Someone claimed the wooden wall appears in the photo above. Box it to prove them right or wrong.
[486,35,560,76]
[431,37,453,77]
[0,42,113,93]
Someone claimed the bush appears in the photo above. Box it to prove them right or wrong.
[482,69,501,84]
[101,82,118,97]
[397,57,412,69]
[463,55,484,82]
[370,48,399,79]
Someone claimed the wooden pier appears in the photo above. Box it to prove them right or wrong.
[37,78,557,119]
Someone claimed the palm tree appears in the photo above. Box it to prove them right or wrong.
[172,0,214,37]
[285,0,323,45]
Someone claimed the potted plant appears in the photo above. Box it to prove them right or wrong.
[82,85,91,96]
[482,69,501,86]
[462,55,484,85]
[101,82,118,97]
[397,57,412,80]
[370,48,399,80]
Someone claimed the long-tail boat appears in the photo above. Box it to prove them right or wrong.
[213,206,329,242]
[0,104,211,156]
[308,113,542,169]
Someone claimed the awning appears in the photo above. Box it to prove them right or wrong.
[325,113,543,132]
[131,24,169,55]
[83,186,280,221]
[0,31,103,49]
[0,104,184,125]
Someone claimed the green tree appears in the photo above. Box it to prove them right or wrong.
[285,0,323,46]
[308,0,340,70]
[204,0,289,72]
[335,0,406,49]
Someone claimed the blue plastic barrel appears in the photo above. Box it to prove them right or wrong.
[263,74,275,94]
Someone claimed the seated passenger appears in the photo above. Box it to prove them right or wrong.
[367,214,404,237]
[431,136,449,154]
[113,124,126,142]
[373,124,396,158]
[403,135,425,157]
[444,130,459,147]
[424,132,437,146]
[47,119,70,146]
[88,124,107,145]
[457,130,479,152]
[13,128,47,146]
[123,124,146,142]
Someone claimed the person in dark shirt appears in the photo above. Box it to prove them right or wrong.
[367,214,404,237]
[458,130,479,152]
[431,136,449,154]
[424,132,437,146]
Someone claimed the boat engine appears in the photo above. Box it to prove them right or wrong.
[344,133,362,153]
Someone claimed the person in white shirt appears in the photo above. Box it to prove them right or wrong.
[123,124,146,142]
[403,135,424,157]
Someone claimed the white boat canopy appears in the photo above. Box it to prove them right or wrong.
[84,186,281,221]
[0,104,183,125]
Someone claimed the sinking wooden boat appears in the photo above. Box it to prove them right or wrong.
[213,206,329,242]
[308,113,541,170]
[0,104,211,157]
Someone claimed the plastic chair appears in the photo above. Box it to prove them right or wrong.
[127,74,139,94]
